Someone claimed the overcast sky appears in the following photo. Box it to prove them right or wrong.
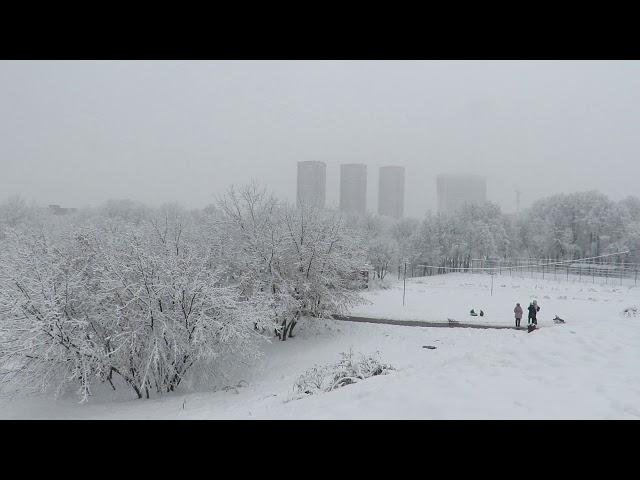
[1,60,639,217]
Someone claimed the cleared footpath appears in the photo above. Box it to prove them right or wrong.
[332,315,522,331]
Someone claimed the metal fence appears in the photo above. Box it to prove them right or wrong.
[397,253,639,288]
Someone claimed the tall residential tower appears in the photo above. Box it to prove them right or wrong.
[378,166,405,219]
[297,161,326,208]
[339,163,367,215]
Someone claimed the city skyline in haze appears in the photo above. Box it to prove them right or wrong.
[1,60,639,217]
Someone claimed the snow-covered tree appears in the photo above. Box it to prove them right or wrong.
[522,191,625,259]
[620,221,640,264]
[367,235,398,280]
[217,184,367,341]
[390,217,420,264]
[279,203,367,333]
[618,196,640,225]
[0,211,273,401]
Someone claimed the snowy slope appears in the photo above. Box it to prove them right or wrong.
[2,273,639,419]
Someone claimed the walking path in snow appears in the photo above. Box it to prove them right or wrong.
[332,315,520,330]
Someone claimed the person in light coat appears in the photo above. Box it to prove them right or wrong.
[514,303,523,327]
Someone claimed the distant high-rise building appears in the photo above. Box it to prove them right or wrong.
[297,161,326,208]
[378,166,405,219]
[436,174,487,214]
[340,163,367,215]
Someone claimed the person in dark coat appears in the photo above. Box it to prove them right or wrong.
[514,303,523,327]
[527,300,540,325]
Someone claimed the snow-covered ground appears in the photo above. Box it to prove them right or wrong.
[2,273,639,419]
[354,272,637,326]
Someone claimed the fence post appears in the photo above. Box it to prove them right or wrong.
[403,263,407,306]
[567,266,569,282]
[579,265,582,283]
[635,269,637,287]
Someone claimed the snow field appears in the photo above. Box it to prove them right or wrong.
[353,272,637,326]
[2,273,639,419]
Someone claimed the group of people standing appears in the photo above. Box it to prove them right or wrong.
[513,300,540,328]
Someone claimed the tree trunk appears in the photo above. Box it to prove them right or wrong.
[132,384,142,399]
[107,368,117,391]
[288,320,297,338]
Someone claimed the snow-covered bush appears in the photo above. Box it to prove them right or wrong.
[0,212,274,401]
[621,306,638,318]
[293,350,394,397]
[0,227,108,400]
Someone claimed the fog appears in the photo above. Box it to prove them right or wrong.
[1,60,639,217]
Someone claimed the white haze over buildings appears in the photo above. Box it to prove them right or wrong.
[1,60,639,217]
